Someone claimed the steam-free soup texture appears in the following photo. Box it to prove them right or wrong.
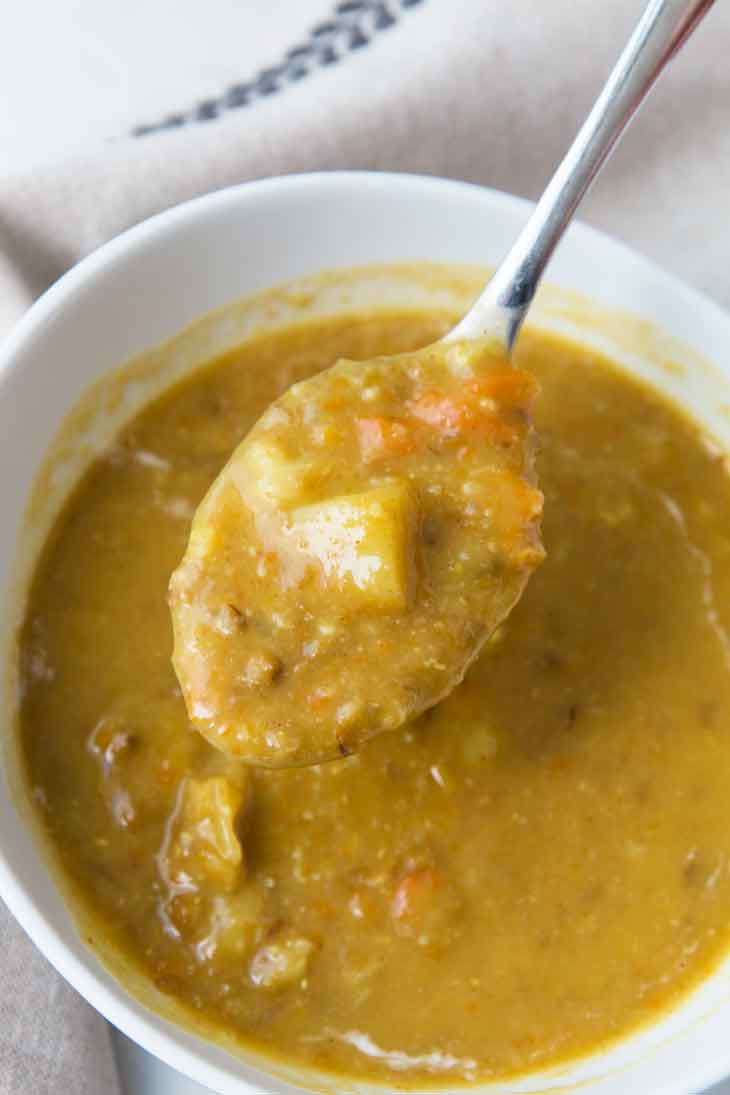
[19,311,730,1084]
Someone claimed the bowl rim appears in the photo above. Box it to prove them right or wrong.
[2,169,730,1095]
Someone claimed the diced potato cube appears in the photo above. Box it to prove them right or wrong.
[249,930,316,989]
[186,519,220,562]
[197,886,266,962]
[230,438,309,506]
[290,481,419,612]
[163,776,250,895]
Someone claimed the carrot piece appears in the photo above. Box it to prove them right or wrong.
[355,417,415,463]
[409,371,537,438]
[468,370,538,408]
[306,686,333,709]
[408,392,473,434]
[391,865,462,945]
[391,866,440,921]
[408,390,519,444]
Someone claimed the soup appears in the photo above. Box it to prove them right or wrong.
[18,308,730,1084]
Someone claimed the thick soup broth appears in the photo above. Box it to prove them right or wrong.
[18,309,730,1083]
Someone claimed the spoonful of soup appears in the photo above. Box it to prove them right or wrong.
[169,0,713,767]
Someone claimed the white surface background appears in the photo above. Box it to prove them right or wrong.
[0,0,332,171]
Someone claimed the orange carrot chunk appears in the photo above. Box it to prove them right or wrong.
[468,370,538,408]
[355,417,415,462]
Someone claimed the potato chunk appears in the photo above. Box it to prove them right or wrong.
[290,481,419,612]
[231,437,310,506]
[249,930,316,989]
[162,775,250,895]
[196,887,266,962]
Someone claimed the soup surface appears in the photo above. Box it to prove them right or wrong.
[18,309,730,1084]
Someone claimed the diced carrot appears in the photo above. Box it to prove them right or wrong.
[408,391,475,434]
[391,866,440,921]
[355,417,416,463]
[408,390,519,445]
[467,370,538,408]
[307,686,333,709]
[391,865,462,944]
[409,371,537,439]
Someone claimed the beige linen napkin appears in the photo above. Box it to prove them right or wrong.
[0,913,120,1094]
[1,1,729,1091]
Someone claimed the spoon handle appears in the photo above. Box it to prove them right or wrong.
[447,0,715,352]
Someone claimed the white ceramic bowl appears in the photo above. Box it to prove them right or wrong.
[2,172,730,1095]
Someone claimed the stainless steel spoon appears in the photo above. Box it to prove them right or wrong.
[170,0,715,769]
[447,0,714,354]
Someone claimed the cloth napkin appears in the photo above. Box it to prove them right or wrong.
[2,1,730,1092]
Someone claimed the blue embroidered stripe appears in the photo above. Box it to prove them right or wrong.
[132,0,425,137]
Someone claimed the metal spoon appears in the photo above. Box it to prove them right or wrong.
[170,0,715,768]
[447,0,714,354]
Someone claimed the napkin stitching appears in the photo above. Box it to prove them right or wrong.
[131,0,425,138]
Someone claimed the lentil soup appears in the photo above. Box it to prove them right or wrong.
[18,307,730,1085]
